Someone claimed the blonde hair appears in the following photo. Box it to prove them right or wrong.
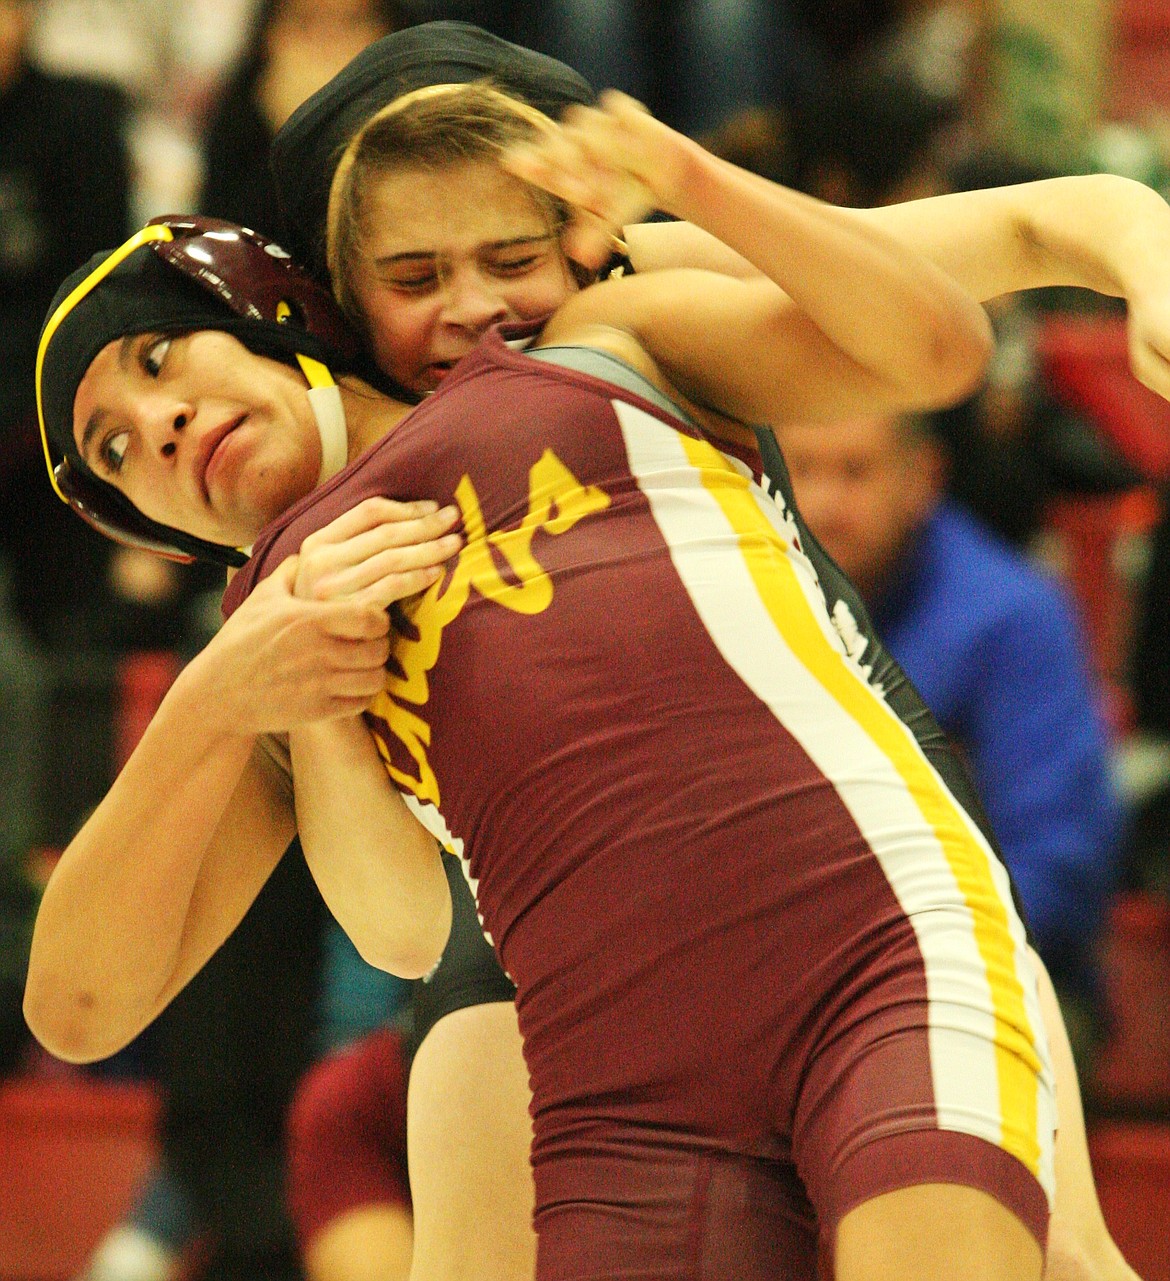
[326,81,579,333]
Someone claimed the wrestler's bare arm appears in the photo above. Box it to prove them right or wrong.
[625,172,1170,299]
[24,642,292,1061]
[286,500,455,978]
[627,173,1170,404]
[291,717,450,978]
[515,93,991,423]
[22,551,420,1062]
[855,175,1170,301]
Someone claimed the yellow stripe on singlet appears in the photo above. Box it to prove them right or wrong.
[673,429,1045,1178]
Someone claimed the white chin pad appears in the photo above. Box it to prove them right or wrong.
[308,383,348,486]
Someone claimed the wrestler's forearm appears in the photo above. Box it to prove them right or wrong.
[626,173,1170,412]
[623,219,763,281]
[291,716,451,979]
[513,95,990,406]
[24,660,292,1063]
[657,141,991,406]
[23,557,393,1062]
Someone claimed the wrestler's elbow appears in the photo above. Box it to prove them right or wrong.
[23,976,144,1065]
[352,889,452,981]
[912,304,995,409]
[357,932,445,981]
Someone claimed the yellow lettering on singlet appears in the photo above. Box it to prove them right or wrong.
[368,449,610,806]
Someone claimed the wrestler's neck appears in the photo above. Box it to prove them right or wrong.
[337,375,414,461]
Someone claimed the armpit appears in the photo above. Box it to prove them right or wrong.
[254,732,293,801]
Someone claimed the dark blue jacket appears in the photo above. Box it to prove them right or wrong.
[873,501,1123,997]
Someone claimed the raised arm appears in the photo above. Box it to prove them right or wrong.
[514,93,992,424]
[857,174,1170,402]
[854,173,1170,304]
[625,172,1170,404]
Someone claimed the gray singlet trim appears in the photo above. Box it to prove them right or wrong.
[526,344,702,432]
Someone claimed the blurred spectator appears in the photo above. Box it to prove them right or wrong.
[778,410,1124,1068]
[511,0,825,138]
[1,0,220,661]
[931,291,1141,549]
[26,0,182,101]
[76,843,328,1281]
[0,0,135,649]
[282,919,411,1281]
[25,0,255,105]
[792,0,975,207]
[198,0,407,238]
[26,0,256,221]
[285,1025,412,1281]
[76,880,412,1281]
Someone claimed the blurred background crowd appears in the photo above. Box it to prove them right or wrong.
[2,1,1170,1279]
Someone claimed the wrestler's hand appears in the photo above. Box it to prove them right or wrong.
[503,90,701,269]
[292,497,463,607]
[206,557,400,730]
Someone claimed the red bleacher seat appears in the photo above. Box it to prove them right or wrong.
[1091,890,1170,1114]
[114,651,184,772]
[1037,314,1165,715]
[1089,1120,1170,1281]
[1038,314,1170,484]
[1041,487,1160,738]
[0,1074,159,1281]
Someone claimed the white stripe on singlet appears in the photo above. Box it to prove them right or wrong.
[613,397,1055,1202]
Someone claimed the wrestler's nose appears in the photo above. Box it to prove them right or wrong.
[143,402,191,461]
[442,271,509,331]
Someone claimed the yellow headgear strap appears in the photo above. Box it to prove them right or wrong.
[35,223,175,504]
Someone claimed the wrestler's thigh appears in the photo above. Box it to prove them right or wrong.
[835,1182,1043,1281]
[407,1001,535,1281]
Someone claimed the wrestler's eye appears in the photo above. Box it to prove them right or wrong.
[491,254,542,276]
[100,429,130,474]
[486,238,556,277]
[385,268,438,294]
[142,337,172,377]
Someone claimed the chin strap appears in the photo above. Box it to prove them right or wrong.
[295,352,348,486]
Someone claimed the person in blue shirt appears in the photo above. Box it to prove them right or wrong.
[778,408,1123,1065]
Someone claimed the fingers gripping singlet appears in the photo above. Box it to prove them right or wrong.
[223,326,1055,1272]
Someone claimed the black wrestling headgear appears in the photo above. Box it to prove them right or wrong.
[37,216,364,566]
[271,20,595,280]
